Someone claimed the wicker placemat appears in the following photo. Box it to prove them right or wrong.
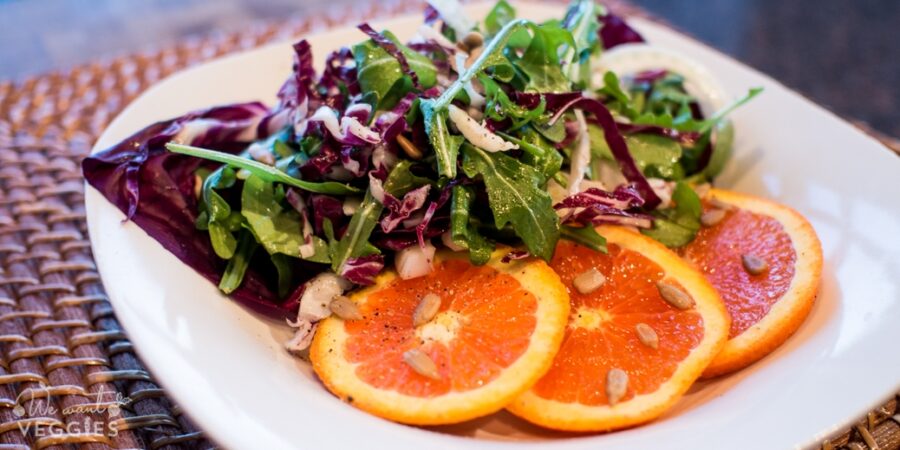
[0,1,896,448]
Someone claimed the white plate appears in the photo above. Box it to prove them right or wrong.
[85,2,900,449]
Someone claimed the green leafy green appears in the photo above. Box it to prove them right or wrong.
[218,231,258,294]
[200,166,240,259]
[270,253,294,298]
[420,100,465,179]
[483,0,530,47]
[353,30,438,109]
[330,191,382,273]
[461,144,559,260]
[240,175,330,263]
[500,128,563,182]
[480,74,546,128]
[641,182,702,248]
[561,0,602,88]
[589,127,684,179]
[560,225,607,253]
[450,185,495,265]
[381,160,434,196]
[167,143,359,195]
[674,87,764,133]
[421,18,530,179]
[598,71,640,119]
[516,23,575,92]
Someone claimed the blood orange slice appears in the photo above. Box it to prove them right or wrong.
[681,188,823,377]
[310,249,569,425]
[507,227,729,432]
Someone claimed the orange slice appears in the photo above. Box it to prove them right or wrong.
[310,249,570,425]
[507,227,730,432]
[681,188,822,377]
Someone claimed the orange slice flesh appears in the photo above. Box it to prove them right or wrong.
[508,226,729,432]
[310,249,570,425]
[681,188,823,377]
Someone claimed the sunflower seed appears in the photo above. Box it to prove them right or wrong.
[606,368,628,406]
[700,208,727,227]
[741,254,769,276]
[329,295,362,321]
[396,134,423,160]
[656,281,695,310]
[462,31,484,50]
[413,293,442,326]
[403,349,442,380]
[573,268,606,295]
[635,323,659,349]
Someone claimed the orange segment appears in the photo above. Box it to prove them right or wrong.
[310,249,570,425]
[508,227,729,432]
[681,189,823,377]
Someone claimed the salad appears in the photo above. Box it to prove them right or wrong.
[83,0,760,349]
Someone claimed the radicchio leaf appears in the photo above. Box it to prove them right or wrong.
[303,105,381,146]
[379,184,431,233]
[554,185,653,228]
[82,103,293,319]
[339,254,384,285]
[598,13,645,49]
[310,194,345,235]
[501,250,530,263]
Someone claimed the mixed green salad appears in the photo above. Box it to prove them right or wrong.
[83,0,759,330]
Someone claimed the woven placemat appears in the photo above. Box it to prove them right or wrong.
[0,1,897,448]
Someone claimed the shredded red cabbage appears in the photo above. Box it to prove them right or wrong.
[548,95,662,208]
[380,184,431,233]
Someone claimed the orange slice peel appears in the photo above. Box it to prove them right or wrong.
[310,248,570,425]
[682,188,823,377]
[507,226,730,432]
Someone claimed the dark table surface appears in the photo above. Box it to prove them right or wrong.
[1,0,897,138]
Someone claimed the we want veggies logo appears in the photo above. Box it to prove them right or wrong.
[12,383,129,438]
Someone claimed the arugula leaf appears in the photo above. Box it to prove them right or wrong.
[353,30,437,109]
[461,144,559,260]
[218,230,258,294]
[516,23,576,92]
[331,191,382,273]
[641,182,702,248]
[479,74,546,128]
[703,120,734,179]
[167,143,358,195]
[561,225,607,253]
[270,253,294,298]
[484,0,515,34]
[667,87,764,134]
[382,160,434,196]
[450,185,495,265]
[201,166,239,259]
[589,127,684,180]
[241,175,330,263]
[421,18,529,178]
[500,128,563,181]
[483,0,530,48]
[421,100,465,179]
[561,0,603,88]
[599,71,640,119]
